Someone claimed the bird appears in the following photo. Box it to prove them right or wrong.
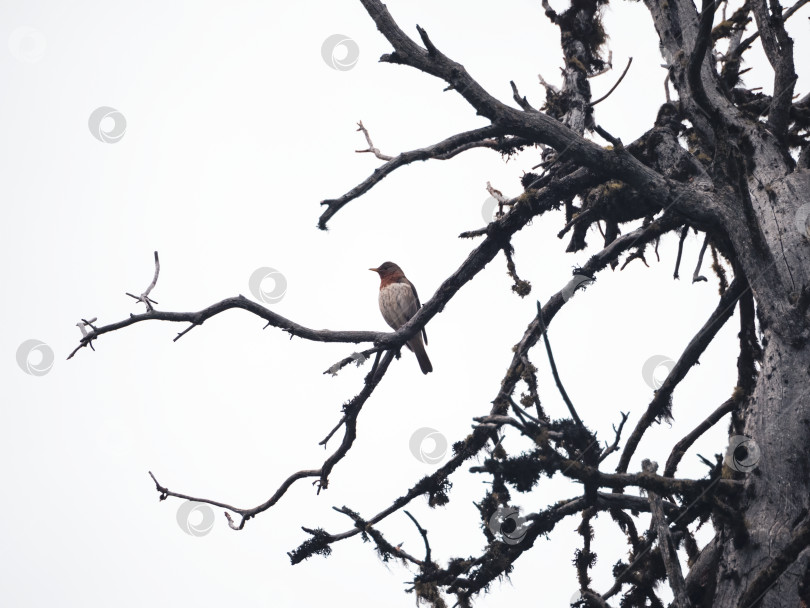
[369,262,433,374]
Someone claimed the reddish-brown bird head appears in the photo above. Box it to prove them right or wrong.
[369,261,407,287]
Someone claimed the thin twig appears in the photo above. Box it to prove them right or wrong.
[510,80,538,112]
[674,226,689,279]
[616,277,745,474]
[536,300,585,429]
[692,233,710,283]
[591,57,633,106]
[125,251,160,312]
[664,397,737,477]
[599,411,630,463]
[404,510,432,565]
[355,120,394,161]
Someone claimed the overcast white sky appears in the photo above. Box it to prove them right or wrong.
[3,1,808,607]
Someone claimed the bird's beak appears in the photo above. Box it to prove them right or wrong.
[369,267,379,273]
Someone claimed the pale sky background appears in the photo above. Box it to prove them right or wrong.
[2,1,808,607]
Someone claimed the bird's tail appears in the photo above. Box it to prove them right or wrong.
[408,337,433,374]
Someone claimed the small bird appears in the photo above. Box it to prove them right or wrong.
[370,262,433,374]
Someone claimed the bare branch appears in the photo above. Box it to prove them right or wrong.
[692,233,710,283]
[674,226,689,279]
[751,0,798,137]
[403,510,433,566]
[642,459,692,608]
[590,57,633,107]
[319,125,505,228]
[68,294,387,360]
[664,397,737,477]
[355,120,393,161]
[334,506,424,566]
[536,300,585,429]
[510,80,538,112]
[357,0,722,230]
[149,349,397,531]
[125,251,160,312]
[616,276,746,474]
[599,411,630,464]
[687,0,718,120]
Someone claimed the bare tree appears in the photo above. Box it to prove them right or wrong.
[70,1,810,606]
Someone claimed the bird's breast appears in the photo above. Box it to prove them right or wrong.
[378,283,418,330]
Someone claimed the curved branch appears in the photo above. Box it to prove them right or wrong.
[358,0,722,229]
[687,0,717,120]
[591,57,633,107]
[68,294,387,360]
[318,125,507,228]
[643,460,691,608]
[750,0,797,138]
[616,275,745,474]
[663,396,737,477]
[149,350,396,530]
[537,300,585,429]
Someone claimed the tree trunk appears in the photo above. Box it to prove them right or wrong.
[712,169,810,606]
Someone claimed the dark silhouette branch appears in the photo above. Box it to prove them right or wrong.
[643,459,691,608]
[148,350,396,531]
[616,276,745,474]
[590,57,633,107]
[318,124,508,228]
[537,299,585,429]
[664,397,737,477]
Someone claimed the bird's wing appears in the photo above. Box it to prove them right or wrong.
[407,278,428,345]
